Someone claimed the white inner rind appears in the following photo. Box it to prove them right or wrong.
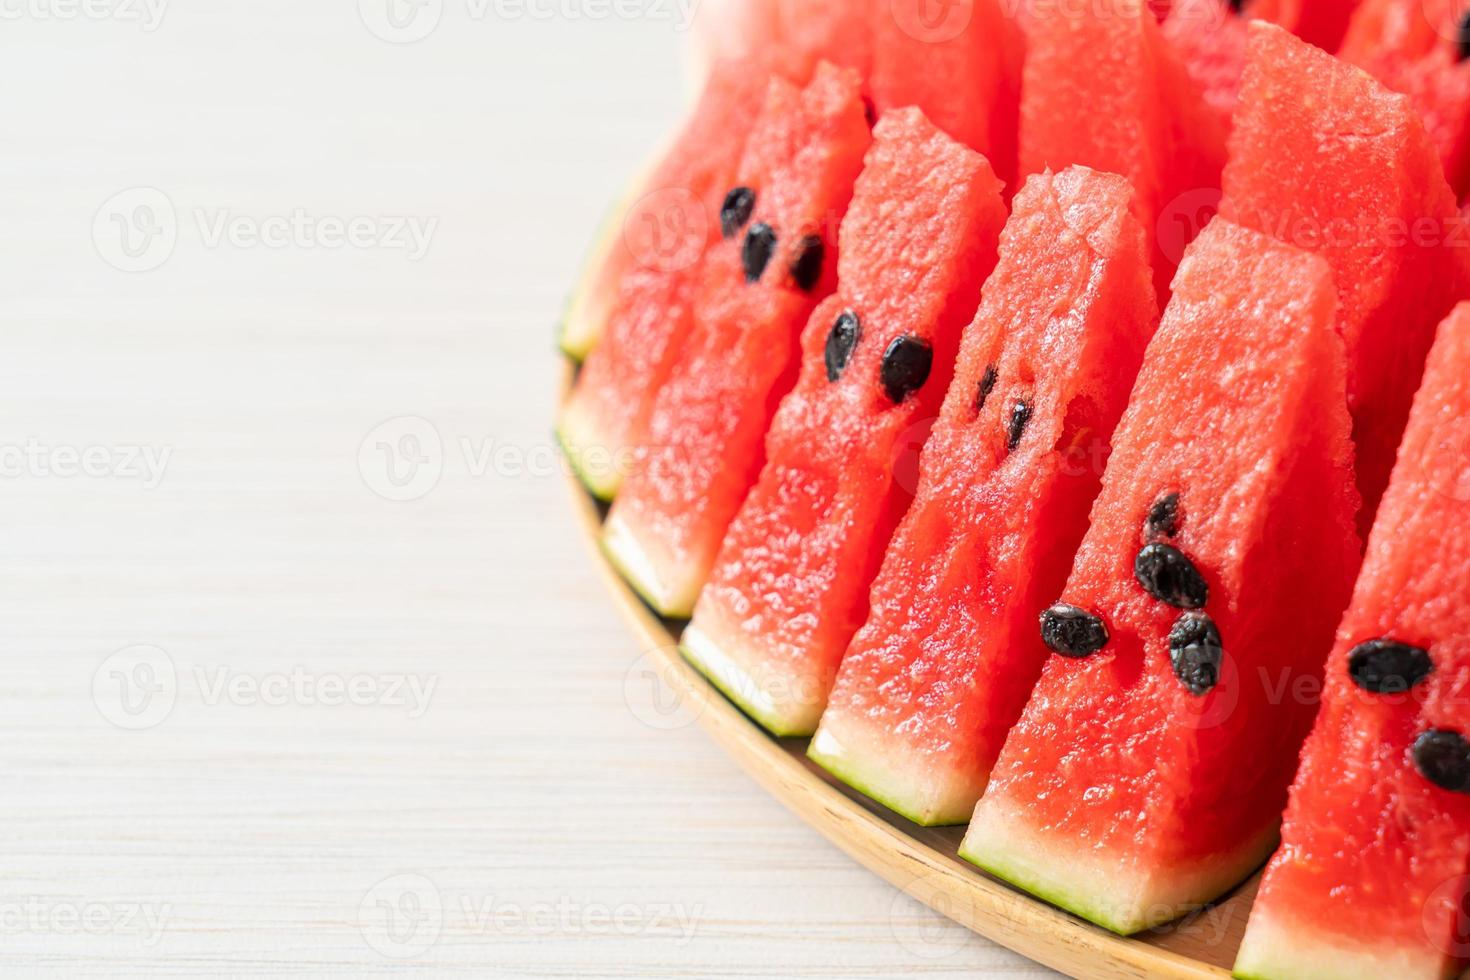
[680,620,823,737]
[808,716,984,827]
[961,797,1279,936]
[1233,904,1455,980]
[600,511,700,618]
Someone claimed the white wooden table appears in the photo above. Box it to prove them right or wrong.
[0,4,1057,975]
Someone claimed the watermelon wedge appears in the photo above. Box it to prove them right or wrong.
[1339,0,1470,198]
[808,165,1158,825]
[1018,0,1226,297]
[679,108,1007,736]
[559,59,783,499]
[1234,303,1470,980]
[960,216,1362,934]
[602,63,871,617]
[1219,21,1470,529]
[870,0,1023,186]
[559,59,775,363]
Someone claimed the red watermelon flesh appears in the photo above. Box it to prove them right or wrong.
[808,165,1158,824]
[680,108,1007,736]
[560,59,783,499]
[1018,0,1226,300]
[602,64,871,618]
[560,59,777,362]
[1235,303,1470,980]
[776,0,874,81]
[1340,0,1470,198]
[960,217,1362,934]
[1219,21,1470,532]
[870,0,1023,187]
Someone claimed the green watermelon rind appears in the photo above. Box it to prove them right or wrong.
[960,803,1280,937]
[806,727,974,827]
[957,843,1162,937]
[554,416,622,503]
[558,199,624,363]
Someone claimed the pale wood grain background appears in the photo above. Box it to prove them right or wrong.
[0,2,1058,975]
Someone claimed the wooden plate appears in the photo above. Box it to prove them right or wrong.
[561,374,1257,980]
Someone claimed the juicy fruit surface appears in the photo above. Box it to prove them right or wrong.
[1019,0,1226,298]
[560,59,773,361]
[1219,21,1470,525]
[1339,0,1470,197]
[870,0,1022,186]
[1235,304,1470,980]
[604,64,871,617]
[810,166,1157,825]
[962,217,1361,934]
[686,108,1007,736]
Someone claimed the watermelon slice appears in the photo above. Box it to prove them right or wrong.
[960,216,1362,934]
[559,60,784,499]
[809,165,1159,824]
[680,108,1007,737]
[1219,21,1470,530]
[1018,0,1226,297]
[602,64,871,617]
[1339,0,1470,198]
[870,0,1023,186]
[1234,303,1470,980]
[559,59,775,363]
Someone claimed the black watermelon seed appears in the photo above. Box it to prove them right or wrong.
[789,235,825,292]
[825,310,861,382]
[1348,639,1434,694]
[742,223,777,283]
[1457,10,1470,61]
[1169,613,1223,696]
[1227,0,1244,12]
[862,95,877,128]
[720,186,756,240]
[1006,399,1033,452]
[1413,729,1470,794]
[880,335,933,404]
[1040,604,1110,657]
[1147,492,1180,540]
[976,364,998,414]
[1134,543,1208,609]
